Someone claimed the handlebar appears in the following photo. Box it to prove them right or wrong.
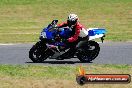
[49,27,59,32]
[48,20,59,31]
[51,20,58,25]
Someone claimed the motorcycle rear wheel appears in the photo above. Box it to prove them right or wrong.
[77,41,100,62]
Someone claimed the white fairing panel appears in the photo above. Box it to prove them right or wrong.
[41,32,47,38]
[89,34,104,40]
[88,28,106,40]
[79,28,88,38]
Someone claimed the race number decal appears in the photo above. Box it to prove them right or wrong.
[41,32,47,38]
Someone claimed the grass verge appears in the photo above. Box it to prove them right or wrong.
[0,0,131,43]
[0,64,131,88]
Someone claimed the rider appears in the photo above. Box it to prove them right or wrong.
[57,14,88,59]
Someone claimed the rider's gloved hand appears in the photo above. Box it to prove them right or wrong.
[53,26,62,32]
[62,39,69,44]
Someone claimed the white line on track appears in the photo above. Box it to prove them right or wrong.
[0,33,39,34]
[0,43,16,45]
[0,42,104,46]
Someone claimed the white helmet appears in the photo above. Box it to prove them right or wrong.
[68,14,78,21]
[67,14,78,25]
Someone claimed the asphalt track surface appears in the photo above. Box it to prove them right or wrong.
[0,42,132,65]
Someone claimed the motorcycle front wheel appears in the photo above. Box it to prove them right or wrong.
[29,41,50,63]
[77,41,100,62]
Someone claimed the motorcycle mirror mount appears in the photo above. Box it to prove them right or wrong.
[52,20,58,24]
[101,34,105,43]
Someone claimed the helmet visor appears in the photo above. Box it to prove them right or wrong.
[67,20,77,26]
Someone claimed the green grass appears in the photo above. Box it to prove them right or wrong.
[0,64,131,79]
[0,0,131,43]
[0,65,75,79]
[0,64,132,88]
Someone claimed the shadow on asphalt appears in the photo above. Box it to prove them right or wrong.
[26,61,92,64]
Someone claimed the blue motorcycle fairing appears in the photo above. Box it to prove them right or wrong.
[41,25,72,46]
[59,28,72,38]
[88,28,107,36]
[42,24,56,39]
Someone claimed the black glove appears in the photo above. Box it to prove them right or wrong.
[51,20,58,25]
[62,39,69,44]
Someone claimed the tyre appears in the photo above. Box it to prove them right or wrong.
[76,75,87,85]
[77,41,100,62]
[29,41,49,63]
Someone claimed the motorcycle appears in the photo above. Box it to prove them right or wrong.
[29,20,106,63]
